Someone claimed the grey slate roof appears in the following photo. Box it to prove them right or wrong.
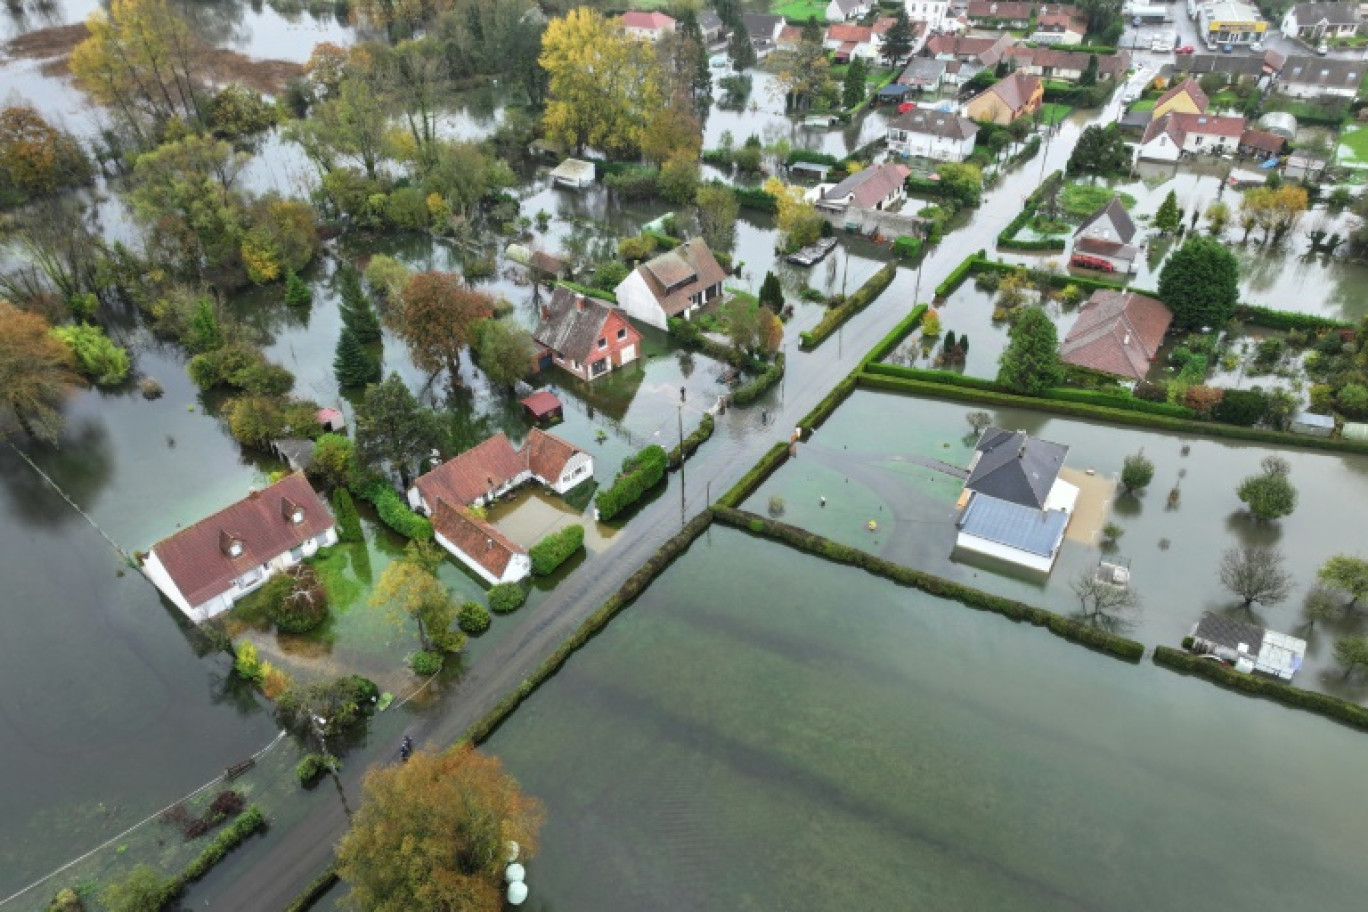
[965,427,1067,509]
[1075,196,1137,244]
[1290,2,1360,27]
[958,494,1070,557]
[1192,612,1266,652]
[1282,54,1363,89]
[889,108,979,140]
[534,286,617,363]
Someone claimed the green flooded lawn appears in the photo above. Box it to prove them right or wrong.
[487,526,1368,911]
[748,391,1368,698]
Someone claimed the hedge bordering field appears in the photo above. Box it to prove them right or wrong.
[799,263,898,350]
[856,372,1368,455]
[555,280,617,304]
[732,353,785,406]
[464,512,714,745]
[1153,646,1368,732]
[362,483,433,541]
[800,375,858,434]
[668,411,715,469]
[861,304,928,368]
[713,507,1144,662]
[715,441,791,509]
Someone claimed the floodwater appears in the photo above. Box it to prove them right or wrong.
[749,390,1368,697]
[487,526,1368,911]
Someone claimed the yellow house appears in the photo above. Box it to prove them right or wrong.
[965,72,1044,125]
[1151,78,1209,121]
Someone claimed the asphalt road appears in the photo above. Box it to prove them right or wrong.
[189,113,1093,912]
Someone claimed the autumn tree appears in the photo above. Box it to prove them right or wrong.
[0,302,79,442]
[390,272,494,382]
[376,40,452,166]
[354,373,441,486]
[370,542,464,653]
[720,295,761,352]
[997,306,1063,395]
[1205,200,1230,237]
[696,181,739,253]
[129,133,248,275]
[764,177,824,251]
[241,196,319,285]
[759,307,784,354]
[0,196,104,306]
[1219,545,1293,608]
[350,0,455,35]
[771,36,836,115]
[473,318,536,388]
[337,745,544,911]
[69,0,205,145]
[540,9,662,158]
[0,106,93,205]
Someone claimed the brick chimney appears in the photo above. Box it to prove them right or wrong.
[575,294,586,312]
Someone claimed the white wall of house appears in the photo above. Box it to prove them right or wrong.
[1181,130,1240,153]
[614,270,671,330]
[550,452,595,494]
[1031,29,1084,45]
[1135,132,1183,162]
[435,531,532,585]
[1278,78,1358,98]
[888,130,977,161]
[955,531,1058,573]
[905,0,948,30]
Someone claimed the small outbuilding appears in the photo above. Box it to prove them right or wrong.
[316,407,345,434]
[1188,612,1307,682]
[1255,110,1297,141]
[1290,411,1335,437]
[550,158,596,190]
[1342,421,1368,441]
[520,391,564,424]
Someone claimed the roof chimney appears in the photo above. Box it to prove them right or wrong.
[540,303,551,321]
[1018,442,1027,459]
[576,294,586,312]
[486,538,493,550]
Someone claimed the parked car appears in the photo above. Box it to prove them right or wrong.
[1249,40,1264,51]
[897,101,918,113]
[1317,42,1329,55]
[1151,37,1174,52]
[1221,44,1234,53]
[1176,45,1195,54]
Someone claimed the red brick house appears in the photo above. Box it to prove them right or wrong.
[1060,290,1174,381]
[534,286,642,383]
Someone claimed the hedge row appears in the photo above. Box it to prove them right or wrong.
[595,444,669,521]
[786,149,841,168]
[362,483,433,541]
[862,304,929,368]
[668,411,715,469]
[863,363,1197,418]
[529,524,585,576]
[800,375,858,434]
[464,512,714,745]
[715,441,790,509]
[181,806,267,884]
[668,316,749,368]
[1234,304,1352,332]
[893,235,923,259]
[732,354,785,406]
[714,508,1144,662]
[555,280,616,304]
[1153,647,1368,732]
[856,372,1368,455]
[799,263,898,350]
[643,229,681,250]
[734,186,778,213]
[934,251,985,299]
[283,866,339,912]
[1000,235,1066,252]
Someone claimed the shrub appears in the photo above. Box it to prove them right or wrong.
[668,411,715,468]
[604,165,658,200]
[50,324,131,386]
[458,601,491,634]
[270,565,329,634]
[733,186,778,213]
[411,650,444,675]
[489,583,526,615]
[233,641,264,684]
[732,357,785,406]
[529,524,585,576]
[592,260,629,291]
[180,806,266,883]
[595,444,669,521]
[331,488,363,543]
[893,235,923,258]
[1212,388,1268,426]
[617,233,657,262]
[363,483,433,540]
[311,434,356,490]
[296,754,331,786]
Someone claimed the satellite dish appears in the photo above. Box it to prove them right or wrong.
[507,882,529,905]
[505,863,526,883]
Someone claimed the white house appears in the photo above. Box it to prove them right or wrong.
[409,429,593,585]
[614,238,727,330]
[620,10,676,42]
[816,162,911,213]
[886,109,979,161]
[1277,55,1363,97]
[954,427,1078,573]
[828,0,873,22]
[142,473,338,622]
[1281,2,1359,40]
[905,0,950,32]
[1136,112,1247,162]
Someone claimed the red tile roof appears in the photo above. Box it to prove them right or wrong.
[415,434,525,508]
[149,473,334,608]
[520,391,563,420]
[621,10,675,30]
[431,499,525,580]
[1060,291,1173,381]
[1240,128,1286,153]
[523,427,579,484]
[827,24,873,42]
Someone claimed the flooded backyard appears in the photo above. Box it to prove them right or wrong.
[487,525,1368,911]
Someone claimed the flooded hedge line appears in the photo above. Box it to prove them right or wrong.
[732,352,785,406]
[861,303,928,369]
[283,866,339,912]
[715,441,790,509]
[1153,647,1368,732]
[799,263,899,351]
[464,512,714,745]
[800,375,858,434]
[856,373,1368,456]
[712,507,1144,662]
[668,411,715,470]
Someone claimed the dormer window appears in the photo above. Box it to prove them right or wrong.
[292,509,304,524]
[281,496,305,524]
[220,529,245,558]
[229,541,243,557]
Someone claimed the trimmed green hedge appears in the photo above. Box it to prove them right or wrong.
[529,524,585,576]
[934,252,984,299]
[283,867,339,912]
[555,280,617,304]
[667,316,750,367]
[732,354,785,406]
[734,186,778,213]
[800,263,898,350]
[800,375,858,433]
[1153,646,1368,732]
[1235,304,1352,332]
[668,411,715,469]
[596,444,669,521]
[464,512,714,745]
[714,508,1144,661]
[716,441,790,509]
[181,806,267,885]
[856,372,1368,454]
[489,582,527,614]
[643,229,681,250]
[363,483,433,541]
[862,304,929,368]
[863,363,1197,418]
[893,235,923,259]
[787,149,841,168]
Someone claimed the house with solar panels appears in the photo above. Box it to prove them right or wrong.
[954,427,1079,573]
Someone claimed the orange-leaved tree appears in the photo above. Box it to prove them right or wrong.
[0,301,80,443]
[336,744,544,911]
[390,271,493,383]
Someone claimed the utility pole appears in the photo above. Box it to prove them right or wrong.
[677,403,686,522]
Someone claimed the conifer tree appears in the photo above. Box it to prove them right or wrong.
[338,265,382,343]
[334,326,381,388]
[285,270,313,307]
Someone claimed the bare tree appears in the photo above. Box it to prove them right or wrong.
[966,411,991,434]
[1219,545,1293,608]
[1070,569,1142,631]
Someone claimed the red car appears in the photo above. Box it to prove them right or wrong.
[1175,45,1195,54]
[897,101,918,113]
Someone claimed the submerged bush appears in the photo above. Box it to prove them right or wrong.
[411,650,443,675]
[458,601,491,634]
[488,583,526,615]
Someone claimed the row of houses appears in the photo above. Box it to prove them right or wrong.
[1163,50,1363,98]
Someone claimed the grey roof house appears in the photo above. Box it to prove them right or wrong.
[1072,196,1140,274]
[1188,612,1307,681]
[1277,55,1363,98]
[955,427,1080,573]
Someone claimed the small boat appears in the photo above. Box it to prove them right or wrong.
[786,237,838,266]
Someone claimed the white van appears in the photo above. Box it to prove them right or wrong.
[1151,36,1174,52]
